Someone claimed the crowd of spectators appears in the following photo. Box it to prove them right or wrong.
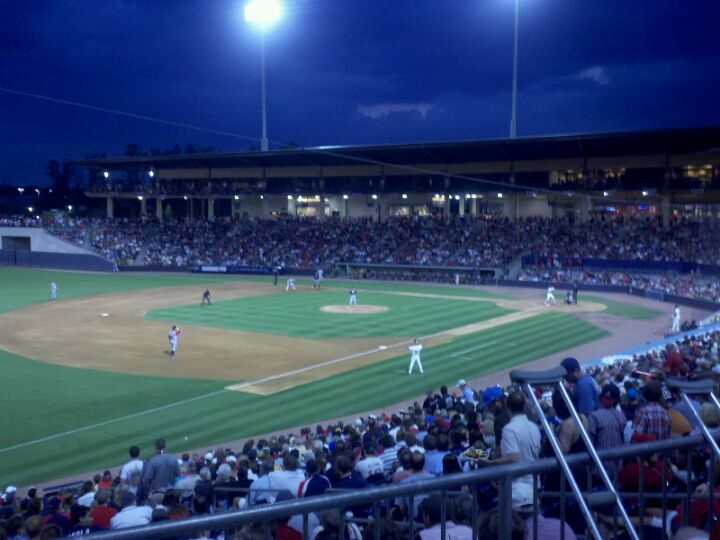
[4,325,720,539]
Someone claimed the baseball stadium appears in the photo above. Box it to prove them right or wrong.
[2,2,720,539]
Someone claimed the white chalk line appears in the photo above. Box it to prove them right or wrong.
[0,389,228,454]
[2,307,533,452]
[450,341,498,358]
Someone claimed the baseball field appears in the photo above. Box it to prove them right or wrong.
[0,267,666,488]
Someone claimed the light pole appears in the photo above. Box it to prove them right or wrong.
[510,0,519,138]
[245,0,282,152]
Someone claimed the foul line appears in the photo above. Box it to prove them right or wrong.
[2,309,538,452]
[0,389,228,454]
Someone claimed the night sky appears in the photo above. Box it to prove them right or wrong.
[1,0,719,186]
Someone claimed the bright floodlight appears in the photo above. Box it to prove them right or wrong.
[245,0,282,24]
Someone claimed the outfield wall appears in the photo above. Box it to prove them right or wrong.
[0,250,114,272]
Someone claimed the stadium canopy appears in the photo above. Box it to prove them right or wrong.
[73,126,720,174]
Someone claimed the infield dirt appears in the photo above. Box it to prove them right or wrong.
[0,282,605,393]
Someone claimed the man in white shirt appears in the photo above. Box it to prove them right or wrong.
[544,286,556,306]
[119,445,144,494]
[458,380,476,405]
[672,305,681,332]
[268,453,305,499]
[354,442,384,480]
[479,391,541,508]
[408,338,424,375]
[110,492,153,529]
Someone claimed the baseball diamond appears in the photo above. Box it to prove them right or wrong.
[0,266,675,489]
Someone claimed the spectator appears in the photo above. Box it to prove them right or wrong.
[89,490,117,529]
[120,445,144,493]
[110,492,153,529]
[419,493,473,540]
[587,383,627,474]
[632,381,671,442]
[562,357,599,414]
[141,438,181,502]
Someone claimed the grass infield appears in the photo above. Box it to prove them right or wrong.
[0,267,610,487]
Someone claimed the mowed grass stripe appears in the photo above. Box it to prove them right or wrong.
[146,292,512,339]
[0,313,608,486]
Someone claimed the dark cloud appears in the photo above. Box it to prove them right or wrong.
[0,0,718,184]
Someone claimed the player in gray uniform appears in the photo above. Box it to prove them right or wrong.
[348,288,357,307]
[50,281,58,299]
[408,338,423,375]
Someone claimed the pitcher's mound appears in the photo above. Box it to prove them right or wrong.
[321,305,388,314]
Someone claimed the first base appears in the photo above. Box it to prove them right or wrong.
[100,313,110,317]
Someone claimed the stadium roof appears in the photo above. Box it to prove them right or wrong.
[73,126,720,173]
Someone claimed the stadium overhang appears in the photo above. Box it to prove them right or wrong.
[72,126,720,182]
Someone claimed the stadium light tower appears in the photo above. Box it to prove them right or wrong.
[509,0,520,138]
[245,0,282,152]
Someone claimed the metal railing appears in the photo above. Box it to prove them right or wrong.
[91,431,719,540]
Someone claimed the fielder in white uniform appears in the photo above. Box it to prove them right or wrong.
[50,281,57,300]
[168,325,181,359]
[408,338,423,375]
[544,286,556,306]
[348,288,357,307]
[671,305,681,332]
[285,278,296,291]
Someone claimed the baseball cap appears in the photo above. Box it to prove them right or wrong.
[627,387,639,400]
[47,496,61,511]
[561,357,581,375]
[479,385,504,409]
[306,460,319,474]
[458,379,467,387]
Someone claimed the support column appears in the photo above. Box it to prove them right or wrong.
[471,198,478,216]
[662,196,671,228]
[140,197,147,217]
[459,198,466,217]
[343,198,349,218]
[575,196,592,223]
[208,198,215,220]
[106,197,114,219]
[444,198,451,221]
[189,198,194,220]
[155,197,163,220]
[261,197,269,217]
[287,197,296,216]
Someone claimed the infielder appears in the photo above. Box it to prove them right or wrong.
[286,277,296,291]
[168,325,181,359]
[544,286,556,306]
[312,271,321,289]
[671,305,681,333]
[50,281,57,300]
[348,288,357,307]
[408,338,423,375]
[201,289,212,307]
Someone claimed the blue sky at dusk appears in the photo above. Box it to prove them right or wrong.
[1,0,719,185]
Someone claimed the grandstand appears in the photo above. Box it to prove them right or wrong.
[2,127,720,539]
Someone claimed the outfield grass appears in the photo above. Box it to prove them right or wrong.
[145,291,513,338]
[583,294,664,319]
[0,267,615,486]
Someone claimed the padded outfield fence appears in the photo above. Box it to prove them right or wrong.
[92,432,718,540]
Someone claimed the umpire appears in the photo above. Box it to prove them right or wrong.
[572,280,579,304]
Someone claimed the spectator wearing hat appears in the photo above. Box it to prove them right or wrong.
[458,380,476,405]
[479,385,510,450]
[587,383,627,474]
[561,357,599,414]
[419,493,473,540]
[110,492,152,529]
[632,381,671,443]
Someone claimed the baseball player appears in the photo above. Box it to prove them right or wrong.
[168,325,181,359]
[572,281,579,304]
[408,338,423,375]
[312,271,321,289]
[544,286,556,306]
[201,289,211,307]
[50,281,57,300]
[285,277,296,291]
[348,288,357,307]
[671,305,681,333]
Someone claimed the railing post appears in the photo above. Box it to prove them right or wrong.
[440,489,447,540]
[498,475,513,540]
